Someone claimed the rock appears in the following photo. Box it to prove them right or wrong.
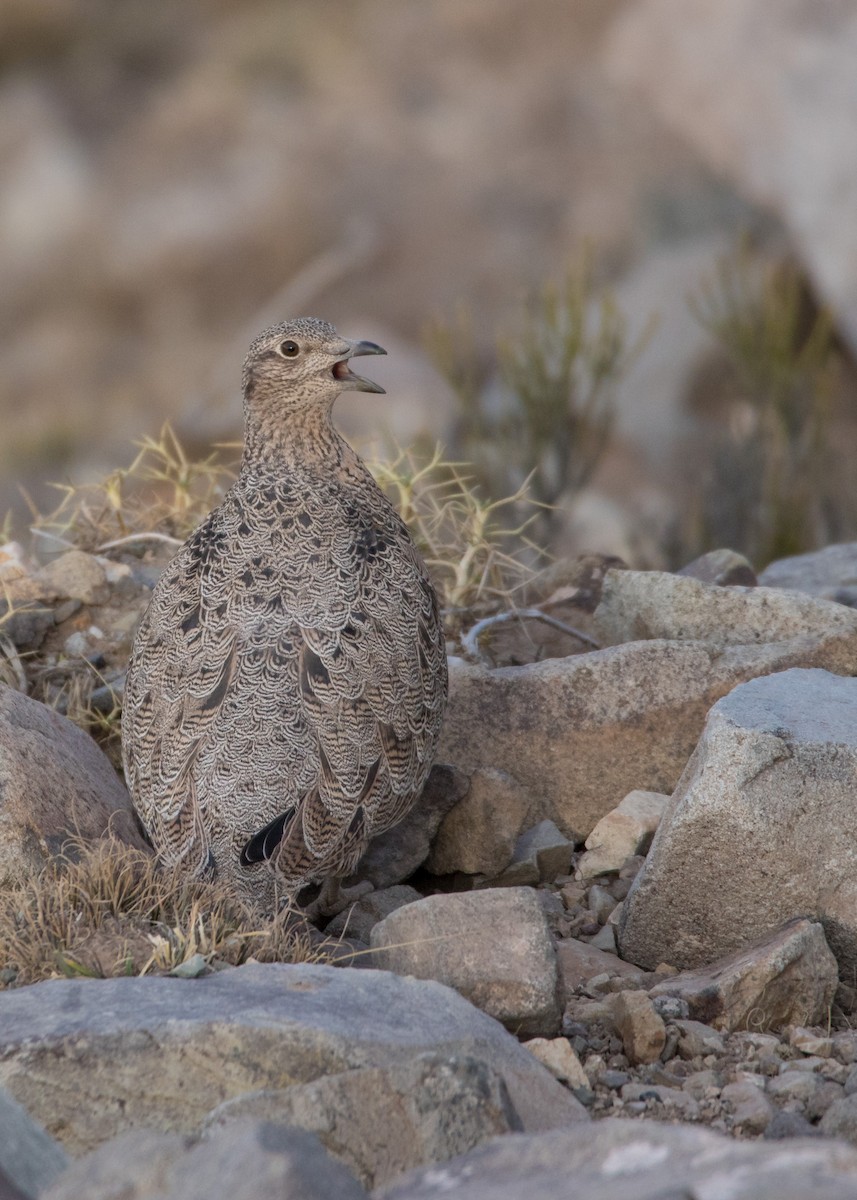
[323,885,421,944]
[674,1020,726,1059]
[426,768,529,877]
[203,1053,520,1191]
[620,1081,699,1119]
[594,569,857,649]
[809,1081,846,1122]
[646,919,837,1032]
[577,790,668,879]
[587,925,617,953]
[41,1129,191,1200]
[821,1094,857,1147]
[606,0,857,358]
[377,1117,857,1199]
[370,888,562,1037]
[0,684,146,886]
[722,1080,774,1135]
[494,821,574,886]
[554,938,641,1000]
[0,1087,69,1199]
[587,885,616,925]
[43,1123,367,1200]
[34,551,108,606]
[523,1039,588,1090]
[611,991,666,1066]
[764,1110,822,1141]
[790,1027,833,1059]
[760,543,857,608]
[677,548,758,588]
[440,596,857,841]
[0,573,54,649]
[766,1072,820,1104]
[0,962,584,1155]
[347,764,468,889]
[619,668,857,976]
[0,1168,28,1200]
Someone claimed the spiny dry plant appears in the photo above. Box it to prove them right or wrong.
[29,423,238,554]
[425,250,648,522]
[686,247,843,566]
[0,833,324,987]
[369,445,547,643]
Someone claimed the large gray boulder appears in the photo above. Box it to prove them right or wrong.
[619,669,857,974]
[378,1117,857,1200]
[0,962,583,1155]
[440,571,857,839]
[0,684,146,886]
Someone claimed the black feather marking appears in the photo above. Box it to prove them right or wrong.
[240,809,293,864]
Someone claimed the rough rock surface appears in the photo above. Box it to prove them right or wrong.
[378,1118,857,1199]
[555,938,641,999]
[0,962,583,1154]
[0,1087,69,1199]
[370,888,562,1037]
[648,920,839,1032]
[759,542,857,607]
[619,669,857,975]
[577,790,667,879]
[441,607,857,839]
[348,764,468,889]
[611,991,666,1065]
[494,821,574,887]
[0,684,146,886]
[43,1123,366,1200]
[324,885,421,945]
[426,768,530,877]
[203,1053,520,1190]
[594,569,857,649]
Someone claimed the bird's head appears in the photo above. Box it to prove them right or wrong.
[241,318,386,413]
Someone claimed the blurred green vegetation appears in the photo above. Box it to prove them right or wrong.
[425,252,649,541]
[685,247,847,568]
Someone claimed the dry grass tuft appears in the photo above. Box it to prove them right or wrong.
[370,445,547,642]
[0,834,324,987]
[30,423,238,554]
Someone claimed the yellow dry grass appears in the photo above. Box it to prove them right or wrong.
[0,833,325,988]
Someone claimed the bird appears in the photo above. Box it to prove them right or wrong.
[121,317,448,917]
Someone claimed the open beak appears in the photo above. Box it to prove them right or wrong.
[331,339,387,394]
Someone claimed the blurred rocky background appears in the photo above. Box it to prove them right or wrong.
[2,0,857,569]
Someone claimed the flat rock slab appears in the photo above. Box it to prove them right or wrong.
[378,1117,857,1200]
[0,962,583,1155]
[441,569,857,840]
[619,669,857,975]
[0,684,145,885]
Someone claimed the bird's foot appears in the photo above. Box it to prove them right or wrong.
[302,877,374,923]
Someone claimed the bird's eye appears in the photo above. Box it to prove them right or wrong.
[279,340,300,357]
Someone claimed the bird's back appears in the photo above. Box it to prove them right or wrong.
[123,447,447,909]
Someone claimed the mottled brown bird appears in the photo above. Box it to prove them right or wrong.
[122,318,448,915]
